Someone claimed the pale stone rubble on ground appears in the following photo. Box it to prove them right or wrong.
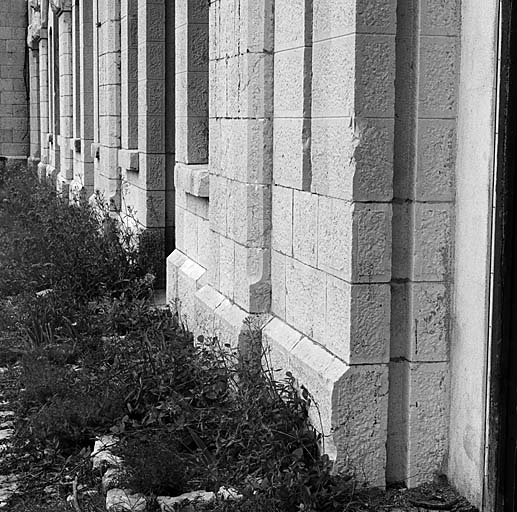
[92,436,242,512]
[0,369,17,509]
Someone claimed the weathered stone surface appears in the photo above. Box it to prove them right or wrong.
[102,468,126,493]
[91,436,122,470]
[106,489,146,512]
[157,491,215,511]
[263,318,389,485]
[216,486,243,501]
[0,475,18,509]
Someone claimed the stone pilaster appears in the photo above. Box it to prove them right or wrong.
[57,7,73,194]
[95,0,122,208]
[388,0,459,487]
[28,5,42,171]
[38,27,49,178]
[265,0,396,485]
[77,0,94,197]
[117,0,167,237]
[120,0,138,151]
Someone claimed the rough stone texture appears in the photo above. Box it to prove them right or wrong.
[106,489,146,512]
[263,318,389,486]
[387,0,458,489]
[102,468,126,493]
[0,475,18,509]
[91,436,122,470]
[157,491,215,511]
[0,0,29,158]
[13,0,471,496]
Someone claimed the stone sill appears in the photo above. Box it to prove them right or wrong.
[118,149,139,172]
[175,162,209,198]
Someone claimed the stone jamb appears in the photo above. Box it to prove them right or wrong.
[388,0,459,487]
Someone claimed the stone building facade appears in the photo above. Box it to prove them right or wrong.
[0,0,505,509]
[0,0,29,164]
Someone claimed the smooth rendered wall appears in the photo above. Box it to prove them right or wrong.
[0,0,29,158]
[449,0,499,507]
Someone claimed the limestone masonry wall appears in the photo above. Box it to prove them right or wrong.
[0,0,28,160]
[0,0,503,507]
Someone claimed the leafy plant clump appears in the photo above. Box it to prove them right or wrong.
[0,167,358,511]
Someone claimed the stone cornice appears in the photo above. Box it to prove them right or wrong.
[49,0,72,14]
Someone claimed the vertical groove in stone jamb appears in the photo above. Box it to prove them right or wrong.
[388,0,458,487]
[388,0,420,485]
[302,0,313,191]
[58,9,73,186]
[121,0,138,150]
[79,0,94,193]
[135,0,166,229]
[39,30,49,166]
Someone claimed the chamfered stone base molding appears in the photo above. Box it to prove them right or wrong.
[166,249,266,354]
[262,317,389,487]
[166,250,389,486]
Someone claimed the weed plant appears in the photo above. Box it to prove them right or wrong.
[0,167,356,511]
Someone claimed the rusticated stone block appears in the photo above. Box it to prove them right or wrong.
[311,117,393,201]
[271,249,287,319]
[175,162,209,197]
[139,115,165,154]
[388,361,449,487]
[293,190,318,267]
[285,257,326,342]
[412,203,452,281]
[317,198,392,283]
[138,41,166,81]
[234,244,271,313]
[354,203,392,282]
[272,185,293,256]
[237,119,273,184]
[420,0,459,36]
[166,250,188,305]
[138,153,165,190]
[263,318,389,485]
[197,217,211,270]
[183,209,199,261]
[326,277,390,364]
[274,0,311,51]
[226,52,274,119]
[208,175,228,236]
[419,36,458,118]
[138,80,165,116]
[312,35,355,118]
[274,46,311,118]
[175,71,208,118]
[176,0,207,29]
[355,34,395,118]
[391,282,450,362]
[176,252,208,326]
[313,0,396,41]
[228,182,271,248]
[416,119,456,201]
[273,118,310,190]
[239,0,274,53]
[219,234,235,300]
